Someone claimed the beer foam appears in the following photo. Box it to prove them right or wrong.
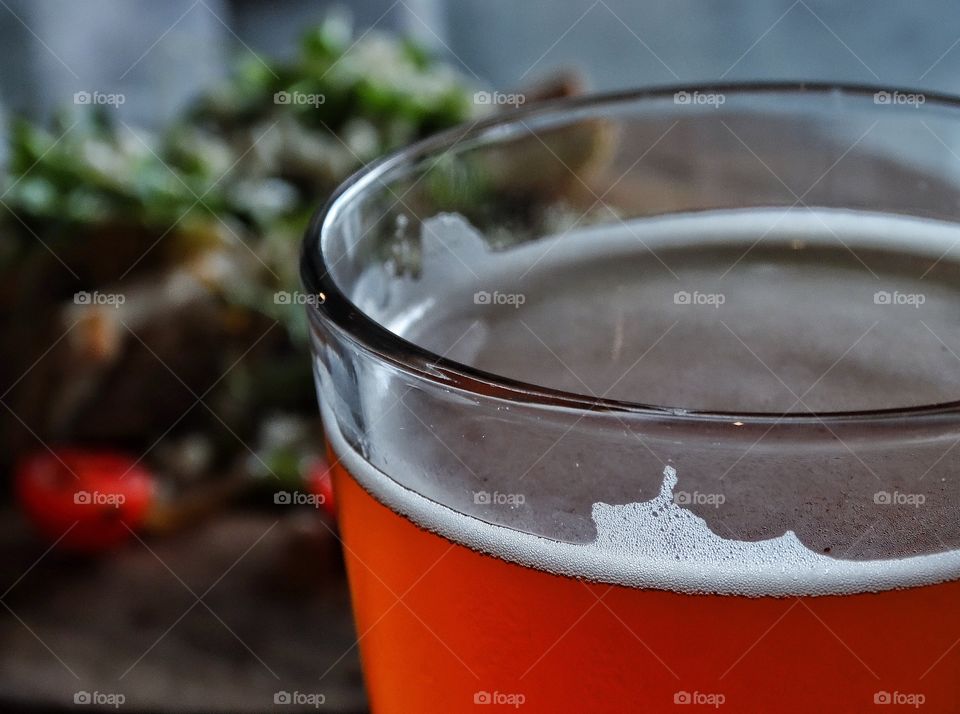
[590,465,827,575]
[323,404,960,596]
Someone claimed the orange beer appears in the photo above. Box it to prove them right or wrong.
[331,458,960,713]
[304,86,960,712]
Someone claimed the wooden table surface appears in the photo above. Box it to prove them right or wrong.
[0,507,368,712]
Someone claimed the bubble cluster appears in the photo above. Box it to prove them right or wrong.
[325,403,960,596]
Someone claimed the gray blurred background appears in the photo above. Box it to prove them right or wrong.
[2,0,959,127]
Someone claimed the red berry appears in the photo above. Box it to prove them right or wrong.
[15,449,155,552]
[306,457,336,520]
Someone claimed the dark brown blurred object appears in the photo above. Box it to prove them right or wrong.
[0,227,280,472]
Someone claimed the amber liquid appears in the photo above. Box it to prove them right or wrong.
[333,459,960,714]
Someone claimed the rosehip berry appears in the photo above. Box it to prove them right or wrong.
[15,449,155,552]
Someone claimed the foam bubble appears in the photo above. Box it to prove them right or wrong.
[592,466,823,573]
[324,401,960,596]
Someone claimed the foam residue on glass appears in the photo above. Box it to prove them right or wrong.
[323,403,960,596]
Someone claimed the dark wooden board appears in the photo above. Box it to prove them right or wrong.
[0,508,367,712]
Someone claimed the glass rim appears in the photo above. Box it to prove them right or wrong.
[301,80,960,425]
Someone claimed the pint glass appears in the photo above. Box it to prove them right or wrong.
[302,85,960,713]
